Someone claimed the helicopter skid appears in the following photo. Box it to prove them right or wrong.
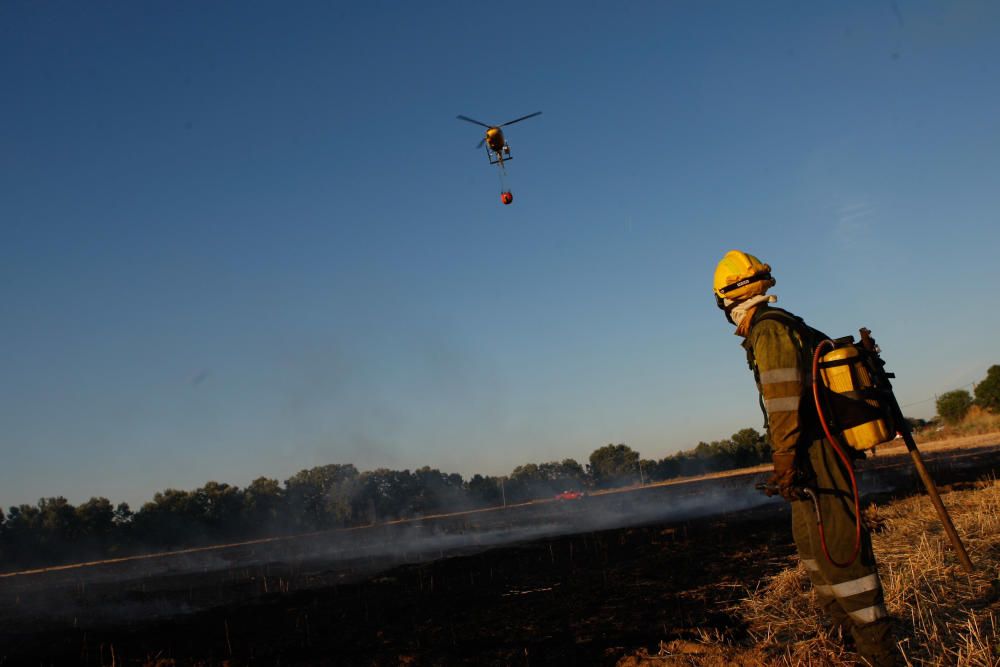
[486,142,512,165]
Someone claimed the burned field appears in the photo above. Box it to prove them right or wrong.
[3,442,999,666]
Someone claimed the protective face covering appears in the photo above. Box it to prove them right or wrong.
[730,294,777,327]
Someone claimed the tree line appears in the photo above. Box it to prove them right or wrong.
[0,428,772,571]
[7,363,997,572]
[935,365,1000,425]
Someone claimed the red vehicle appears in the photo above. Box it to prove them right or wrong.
[555,490,584,501]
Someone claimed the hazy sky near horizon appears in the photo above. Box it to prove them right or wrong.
[3,2,999,511]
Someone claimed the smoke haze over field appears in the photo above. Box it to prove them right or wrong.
[6,440,1000,628]
[3,475,776,622]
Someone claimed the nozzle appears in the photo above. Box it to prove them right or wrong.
[754,482,817,502]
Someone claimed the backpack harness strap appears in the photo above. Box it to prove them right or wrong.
[742,308,827,438]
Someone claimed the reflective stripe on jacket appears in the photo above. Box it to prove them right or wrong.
[742,306,820,456]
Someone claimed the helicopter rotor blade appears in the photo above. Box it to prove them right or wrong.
[499,111,542,127]
[456,115,492,128]
[476,137,486,149]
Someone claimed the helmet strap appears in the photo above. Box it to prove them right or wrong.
[718,270,773,297]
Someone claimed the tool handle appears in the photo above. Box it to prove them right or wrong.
[860,327,974,573]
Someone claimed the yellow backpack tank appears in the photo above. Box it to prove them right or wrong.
[818,343,894,450]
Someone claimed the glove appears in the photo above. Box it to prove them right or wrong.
[766,452,799,501]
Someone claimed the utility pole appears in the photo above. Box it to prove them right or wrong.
[500,477,506,508]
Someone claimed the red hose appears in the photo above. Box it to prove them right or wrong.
[811,340,863,568]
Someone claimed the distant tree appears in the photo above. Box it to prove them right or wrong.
[693,440,733,471]
[4,505,40,534]
[38,497,78,543]
[355,468,418,522]
[113,502,133,525]
[651,455,681,481]
[729,428,770,467]
[974,365,1000,413]
[588,444,639,488]
[284,464,359,529]
[76,497,115,540]
[135,489,205,547]
[0,497,81,566]
[410,467,465,514]
[506,459,586,501]
[109,502,134,555]
[242,477,283,531]
[638,459,656,484]
[681,452,705,476]
[936,390,973,425]
[542,459,586,483]
[195,482,244,537]
[466,474,502,507]
[72,497,115,559]
[509,463,541,483]
[649,427,770,482]
[3,504,42,566]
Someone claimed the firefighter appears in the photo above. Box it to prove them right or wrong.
[713,250,900,666]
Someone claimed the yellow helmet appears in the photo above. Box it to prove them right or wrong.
[713,250,775,309]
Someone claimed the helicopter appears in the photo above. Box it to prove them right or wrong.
[456,111,541,166]
[456,111,541,205]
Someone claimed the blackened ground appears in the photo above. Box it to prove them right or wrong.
[4,505,796,666]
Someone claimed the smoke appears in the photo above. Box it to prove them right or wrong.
[189,369,211,387]
[9,444,994,630]
[1,473,777,627]
[271,323,507,474]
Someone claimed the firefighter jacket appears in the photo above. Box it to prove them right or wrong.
[741,305,823,457]
[741,306,896,664]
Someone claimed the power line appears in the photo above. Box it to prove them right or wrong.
[900,382,976,409]
[900,397,935,408]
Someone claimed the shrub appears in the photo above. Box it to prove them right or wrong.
[936,390,973,425]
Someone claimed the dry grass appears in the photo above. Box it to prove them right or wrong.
[619,478,1000,666]
[917,408,1000,444]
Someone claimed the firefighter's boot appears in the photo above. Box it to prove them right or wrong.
[820,596,852,641]
[852,618,902,667]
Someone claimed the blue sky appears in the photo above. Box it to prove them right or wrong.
[3,2,999,510]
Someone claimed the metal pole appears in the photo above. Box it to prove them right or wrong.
[859,328,973,573]
[890,402,973,572]
[894,405,974,572]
